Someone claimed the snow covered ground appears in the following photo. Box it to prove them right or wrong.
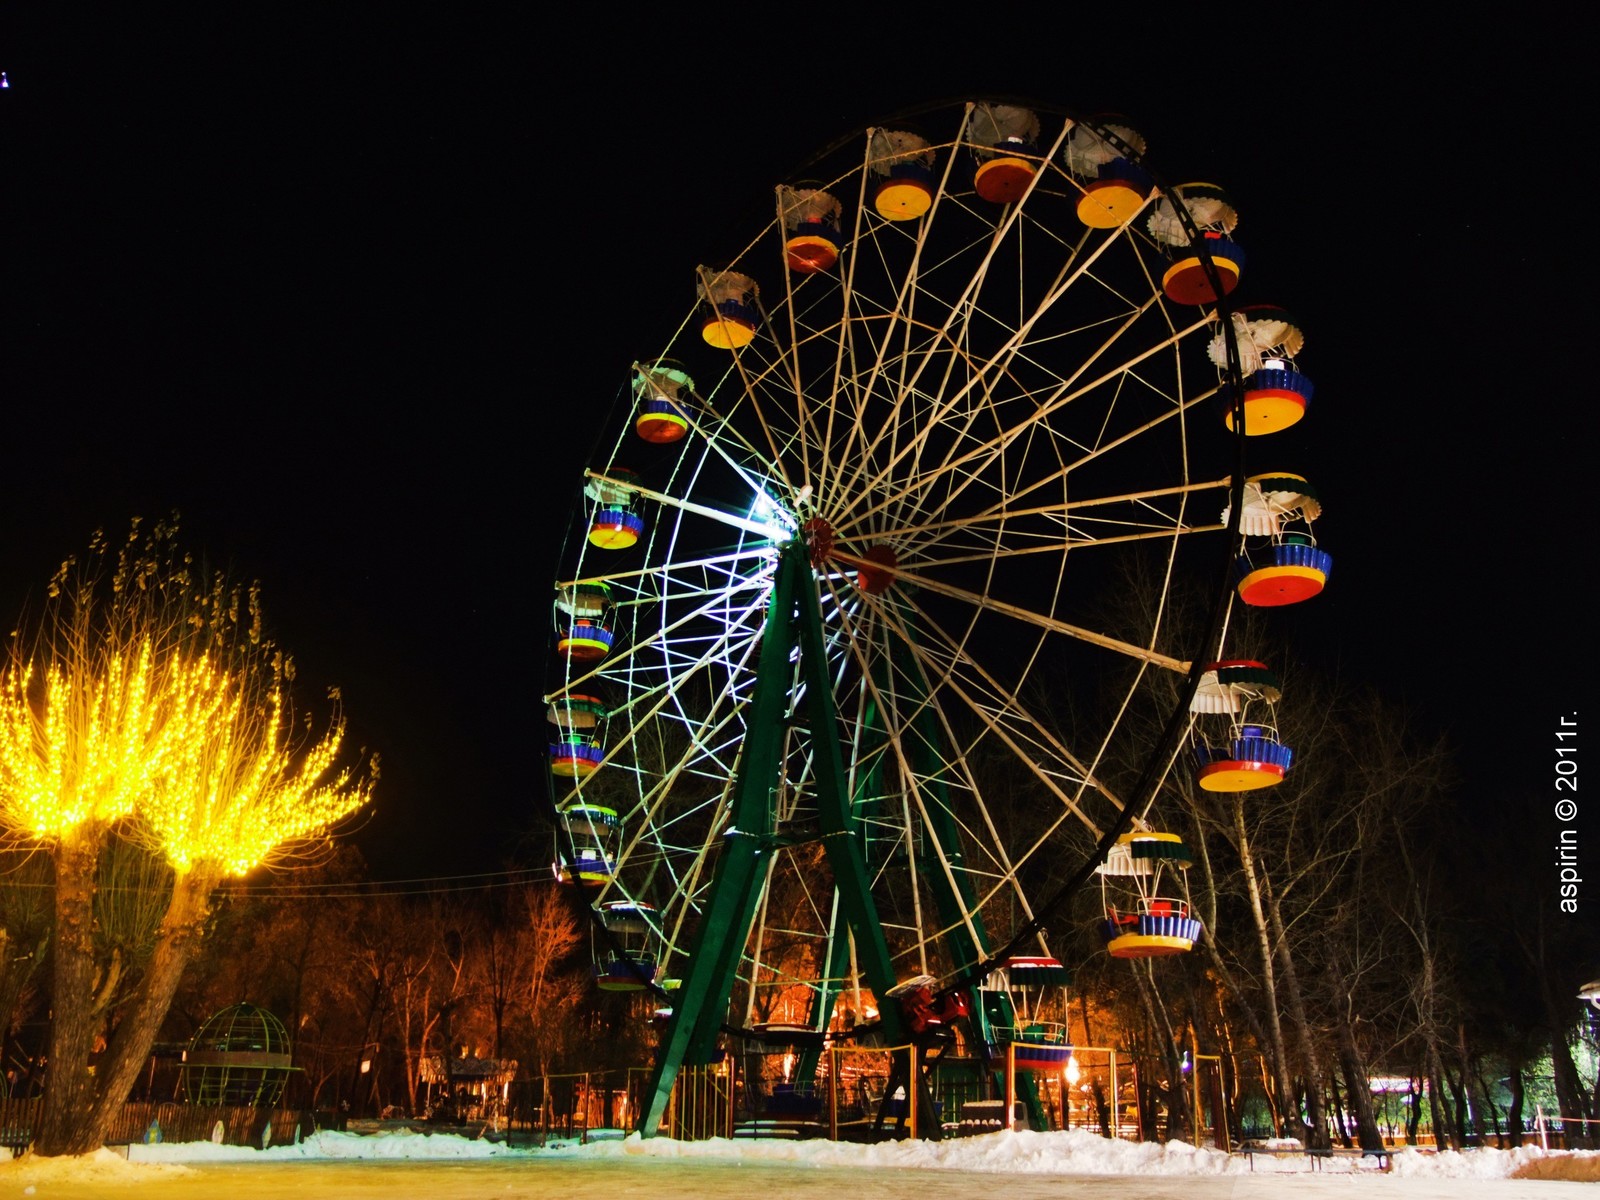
[3,1127,1598,1198]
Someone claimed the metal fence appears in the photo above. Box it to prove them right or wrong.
[0,1098,311,1155]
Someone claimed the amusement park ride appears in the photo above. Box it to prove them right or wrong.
[544,100,1330,1139]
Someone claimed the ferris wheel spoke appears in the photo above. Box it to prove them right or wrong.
[828,122,1072,510]
[808,141,909,510]
[838,319,1213,547]
[819,575,997,969]
[839,203,1156,515]
[831,547,1187,674]
[584,469,796,542]
[694,266,799,500]
[906,524,1226,572]
[583,576,779,909]
[831,317,1210,543]
[560,545,776,593]
[686,388,801,498]
[841,606,1044,953]
[989,378,1223,522]
[868,477,1231,548]
[879,587,1126,829]
[551,573,769,700]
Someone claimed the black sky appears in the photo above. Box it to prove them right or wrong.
[1,12,1586,878]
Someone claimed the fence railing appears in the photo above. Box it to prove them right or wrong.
[0,1099,309,1155]
[0,1097,41,1154]
[1533,1105,1600,1150]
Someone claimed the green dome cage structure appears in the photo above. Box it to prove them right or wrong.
[180,1003,297,1107]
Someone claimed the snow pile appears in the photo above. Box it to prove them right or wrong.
[14,1126,1600,1186]
[574,1129,1282,1174]
[1511,1151,1600,1182]
[129,1127,514,1163]
[0,1145,196,1185]
[1384,1144,1600,1184]
[571,1129,1600,1180]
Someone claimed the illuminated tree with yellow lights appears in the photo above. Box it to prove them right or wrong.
[0,519,374,1156]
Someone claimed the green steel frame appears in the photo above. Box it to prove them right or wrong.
[640,542,910,1134]
[639,538,1030,1136]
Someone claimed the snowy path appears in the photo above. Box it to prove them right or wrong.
[4,1128,1597,1198]
[3,1156,1597,1199]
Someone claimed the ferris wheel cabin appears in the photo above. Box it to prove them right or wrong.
[868,129,936,220]
[971,103,1042,204]
[548,693,607,778]
[1063,115,1152,229]
[593,900,660,992]
[781,187,843,274]
[1222,471,1333,606]
[1214,306,1313,436]
[1236,534,1333,606]
[979,956,1075,1067]
[554,802,620,885]
[698,269,759,349]
[632,360,696,445]
[1098,832,1204,958]
[585,470,646,550]
[554,581,615,663]
[1149,184,1242,305]
[1189,661,1293,791]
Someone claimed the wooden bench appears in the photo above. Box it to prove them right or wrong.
[1240,1147,1311,1170]
[1330,1146,1392,1171]
[1236,1142,1391,1172]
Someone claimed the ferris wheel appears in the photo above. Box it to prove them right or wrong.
[546,100,1316,1131]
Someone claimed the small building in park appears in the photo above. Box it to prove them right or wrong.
[419,1053,518,1121]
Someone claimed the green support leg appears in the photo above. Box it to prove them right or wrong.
[793,557,905,1033]
[637,553,800,1135]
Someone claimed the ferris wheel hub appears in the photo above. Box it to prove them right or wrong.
[855,545,897,595]
[802,517,835,568]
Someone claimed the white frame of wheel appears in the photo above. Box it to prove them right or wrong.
[550,101,1236,1033]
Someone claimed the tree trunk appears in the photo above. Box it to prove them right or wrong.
[1426,1050,1455,1149]
[1132,964,1189,1141]
[1334,1023,1385,1151]
[1231,796,1295,1134]
[1548,1024,1590,1146]
[82,870,215,1147]
[1327,1069,1350,1148]
[34,869,218,1155]
[35,833,107,1156]
[1443,1064,1470,1146]
[1506,1060,1525,1148]
[1264,882,1326,1146]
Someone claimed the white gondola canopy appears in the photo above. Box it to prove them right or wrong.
[968,102,1041,154]
[1062,116,1146,176]
[867,128,934,174]
[1148,183,1239,246]
[1222,473,1324,536]
[1208,307,1306,374]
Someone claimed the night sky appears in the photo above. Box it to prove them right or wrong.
[1,13,1585,881]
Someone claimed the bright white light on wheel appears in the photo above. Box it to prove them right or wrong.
[749,490,798,541]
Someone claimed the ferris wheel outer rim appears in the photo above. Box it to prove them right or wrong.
[548,99,1261,1037]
